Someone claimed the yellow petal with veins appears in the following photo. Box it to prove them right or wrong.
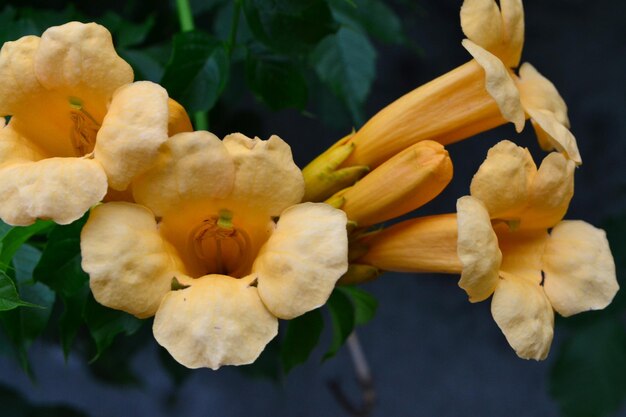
[153,274,278,370]
[460,0,503,52]
[491,273,554,360]
[462,40,525,132]
[133,131,235,216]
[526,108,581,165]
[457,196,501,302]
[95,81,170,191]
[499,0,524,67]
[81,202,185,318]
[254,203,348,319]
[223,133,305,217]
[523,152,574,229]
[470,140,535,220]
[543,221,618,317]
[34,22,133,122]
[0,157,107,225]
[518,63,569,127]
[496,227,547,286]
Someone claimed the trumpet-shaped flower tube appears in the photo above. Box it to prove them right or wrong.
[81,132,348,369]
[0,22,191,225]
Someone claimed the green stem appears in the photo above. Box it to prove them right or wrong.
[176,0,195,32]
[227,0,242,57]
[175,0,209,129]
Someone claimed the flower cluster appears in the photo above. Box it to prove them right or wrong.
[0,0,618,369]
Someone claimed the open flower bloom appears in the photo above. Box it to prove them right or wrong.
[461,0,581,163]
[81,131,348,369]
[457,140,617,359]
[0,22,191,226]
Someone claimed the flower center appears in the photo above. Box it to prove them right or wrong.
[188,210,253,277]
[69,97,100,156]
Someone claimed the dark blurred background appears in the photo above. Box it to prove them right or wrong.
[0,0,625,416]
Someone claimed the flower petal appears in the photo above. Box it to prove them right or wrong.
[133,131,235,216]
[81,202,185,318]
[491,273,554,360]
[153,275,278,370]
[0,157,107,226]
[167,98,193,135]
[462,40,525,132]
[0,123,45,167]
[457,196,502,302]
[526,108,581,165]
[0,36,45,116]
[499,0,524,67]
[470,140,536,219]
[523,152,575,229]
[223,133,305,217]
[34,22,133,121]
[543,221,618,317]
[497,227,547,285]
[95,81,170,190]
[460,0,503,52]
[254,203,348,319]
[518,63,569,127]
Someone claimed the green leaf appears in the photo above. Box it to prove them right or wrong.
[328,0,404,44]
[311,27,376,125]
[238,336,282,382]
[0,220,53,273]
[83,295,143,361]
[119,48,165,82]
[161,31,229,112]
[280,308,324,373]
[550,318,626,417]
[0,271,40,311]
[99,12,155,48]
[242,0,336,54]
[323,289,355,360]
[246,55,308,110]
[33,217,88,297]
[337,286,378,325]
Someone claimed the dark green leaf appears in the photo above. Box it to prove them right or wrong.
[328,0,404,44]
[33,216,88,297]
[83,295,143,361]
[119,48,165,82]
[161,31,229,112]
[311,27,376,125]
[246,55,308,110]
[280,308,324,373]
[0,271,40,311]
[0,220,53,273]
[242,0,336,54]
[323,289,355,360]
[337,285,377,325]
[59,284,90,358]
[99,12,155,48]
[550,318,626,417]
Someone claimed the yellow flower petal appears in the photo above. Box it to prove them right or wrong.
[470,140,535,219]
[543,221,619,317]
[491,273,554,360]
[0,36,45,116]
[254,203,348,319]
[358,214,462,274]
[0,157,107,226]
[457,196,502,302]
[0,123,45,167]
[133,131,235,217]
[153,275,278,370]
[167,98,193,135]
[499,0,524,67]
[460,0,503,52]
[81,202,184,318]
[497,227,547,285]
[526,108,581,165]
[523,152,574,229]
[462,39,525,132]
[34,22,133,122]
[223,133,305,217]
[518,63,569,127]
[94,81,170,191]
